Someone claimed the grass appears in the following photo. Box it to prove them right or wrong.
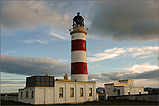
[1,100,158,106]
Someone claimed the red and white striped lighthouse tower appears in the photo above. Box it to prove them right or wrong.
[69,13,88,81]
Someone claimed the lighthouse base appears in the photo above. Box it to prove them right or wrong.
[71,74,88,81]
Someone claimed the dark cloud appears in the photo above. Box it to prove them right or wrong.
[129,69,158,79]
[1,55,70,77]
[88,73,111,83]
[89,1,158,41]
[89,70,158,83]
[1,1,158,41]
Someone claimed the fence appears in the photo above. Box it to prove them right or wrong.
[1,94,18,102]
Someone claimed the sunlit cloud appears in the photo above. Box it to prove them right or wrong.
[88,46,158,62]
[122,63,158,73]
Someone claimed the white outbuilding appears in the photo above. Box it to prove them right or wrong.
[105,80,147,96]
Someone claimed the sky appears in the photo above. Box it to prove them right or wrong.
[1,0,159,93]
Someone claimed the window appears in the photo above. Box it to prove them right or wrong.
[72,36,74,39]
[139,89,141,95]
[89,88,92,96]
[59,87,63,97]
[128,90,130,95]
[31,91,34,99]
[83,43,85,48]
[71,66,73,72]
[26,91,28,99]
[117,89,120,96]
[80,88,83,97]
[21,91,23,99]
[70,88,74,97]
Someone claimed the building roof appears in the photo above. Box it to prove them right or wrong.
[55,80,96,84]
[105,83,129,86]
[119,79,134,82]
[132,86,144,88]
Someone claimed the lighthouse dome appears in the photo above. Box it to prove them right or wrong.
[73,12,84,27]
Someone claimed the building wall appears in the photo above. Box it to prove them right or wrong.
[18,88,35,104]
[105,85,113,96]
[34,87,54,104]
[124,87,144,95]
[54,82,97,103]
[18,81,97,104]
[105,85,145,96]
[114,86,124,96]
[105,85,125,96]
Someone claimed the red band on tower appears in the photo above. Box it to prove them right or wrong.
[71,40,86,51]
[71,62,87,74]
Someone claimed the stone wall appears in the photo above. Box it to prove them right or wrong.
[99,93,108,100]
[108,94,158,102]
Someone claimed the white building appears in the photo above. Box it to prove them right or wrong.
[18,13,98,105]
[105,80,147,96]
[18,74,98,105]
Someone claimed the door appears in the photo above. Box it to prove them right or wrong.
[117,89,120,96]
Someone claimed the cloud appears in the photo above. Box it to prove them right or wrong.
[1,83,26,93]
[1,81,25,84]
[1,1,92,30]
[50,32,65,40]
[100,69,158,80]
[55,58,69,64]
[89,1,158,41]
[49,29,70,40]
[122,63,158,73]
[133,79,158,87]
[89,70,158,87]
[89,63,158,87]
[3,50,16,55]
[88,46,158,62]
[2,1,158,41]
[101,63,158,80]
[88,47,126,62]
[21,39,49,44]
[1,1,71,30]
[1,55,70,77]
[127,46,158,57]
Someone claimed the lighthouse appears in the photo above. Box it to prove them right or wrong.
[70,13,88,81]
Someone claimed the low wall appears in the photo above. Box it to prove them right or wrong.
[99,93,108,100]
[108,94,158,102]
[1,95,18,102]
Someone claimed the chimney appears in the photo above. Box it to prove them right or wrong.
[64,74,69,80]
[45,72,50,76]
